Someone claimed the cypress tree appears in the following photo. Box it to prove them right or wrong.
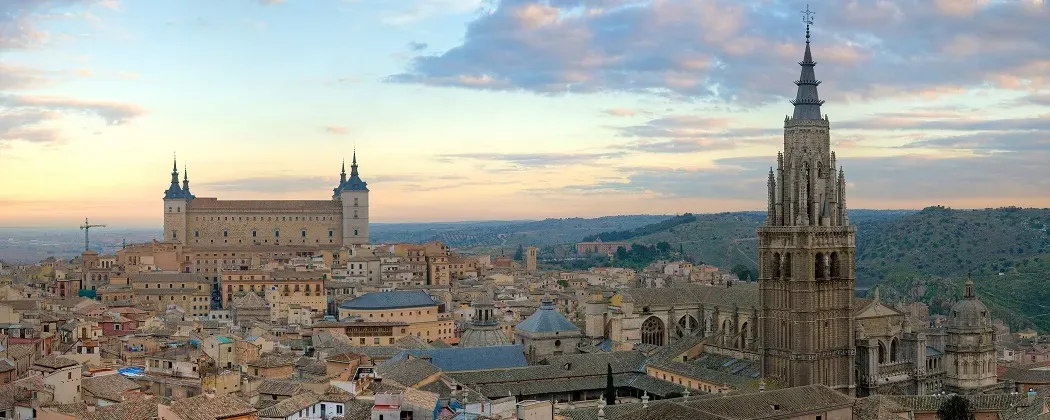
[605,363,615,406]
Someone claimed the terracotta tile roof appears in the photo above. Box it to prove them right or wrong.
[257,391,321,418]
[169,394,257,420]
[188,197,341,212]
[258,379,303,396]
[82,374,142,403]
[247,354,297,368]
[131,272,210,284]
[34,354,79,370]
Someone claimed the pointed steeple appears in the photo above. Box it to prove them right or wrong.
[340,159,347,184]
[164,153,185,199]
[790,10,824,120]
[350,149,359,178]
[182,165,194,199]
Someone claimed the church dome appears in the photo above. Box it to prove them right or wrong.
[948,278,990,328]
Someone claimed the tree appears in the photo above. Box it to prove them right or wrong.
[937,395,975,420]
[514,245,524,261]
[656,241,671,254]
[731,264,756,281]
[605,363,615,406]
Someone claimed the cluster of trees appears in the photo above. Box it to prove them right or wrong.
[581,213,697,242]
[613,242,675,270]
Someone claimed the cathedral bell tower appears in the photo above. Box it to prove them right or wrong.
[757,7,857,395]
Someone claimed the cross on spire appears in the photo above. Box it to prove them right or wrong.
[797,4,814,41]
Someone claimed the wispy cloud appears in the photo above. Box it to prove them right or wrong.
[324,125,348,135]
[440,151,625,168]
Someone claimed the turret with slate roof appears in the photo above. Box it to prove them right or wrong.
[333,149,370,246]
[163,156,185,200]
[515,293,584,362]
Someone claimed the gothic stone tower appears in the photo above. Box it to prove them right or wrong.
[163,157,193,244]
[757,22,857,395]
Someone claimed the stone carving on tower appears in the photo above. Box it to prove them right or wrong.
[757,6,857,395]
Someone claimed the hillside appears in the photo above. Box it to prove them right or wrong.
[370,215,672,249]
[855,206,1050,283]
[607,206,1050,331]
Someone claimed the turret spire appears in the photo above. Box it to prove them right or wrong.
[964,272,976,299]
[164,153,186,199]
[340,159,347,184]
[790,5,824,120]
[350,149,360,178]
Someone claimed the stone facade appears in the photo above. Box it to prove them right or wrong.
[585,285,759,356]
[756,29,856,395]
[854,289,945,396]
[944,279,998,394]
[162,153,369,249]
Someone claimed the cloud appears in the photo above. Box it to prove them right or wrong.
[441,151,625,168]
[0,94,146,145]
[389,0,1050,105]
[613,114,779,152]
[116,70,140,80]
[544,148,1050,205]
[381,0,485,25]
[408,41,428,51]
[75,68,93,77]
[257,0,285,4]
[0,63,52,90]
[603,108,639,117]
[325,125,348,135]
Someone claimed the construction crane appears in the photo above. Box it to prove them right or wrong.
[79,217,106,252]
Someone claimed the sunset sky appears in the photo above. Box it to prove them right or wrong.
[1,0,1048,228]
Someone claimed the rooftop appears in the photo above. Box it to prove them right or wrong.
[339,289,440,310]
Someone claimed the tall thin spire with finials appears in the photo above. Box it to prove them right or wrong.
[340,158,347,184]
[165,153,185,199]
[350,148,359,177]
[791,4,824,120]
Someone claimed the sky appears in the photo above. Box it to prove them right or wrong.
[1,0,1048,228]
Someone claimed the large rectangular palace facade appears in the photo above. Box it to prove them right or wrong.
[161,153,370,249]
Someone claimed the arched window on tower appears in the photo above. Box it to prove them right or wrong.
[878,341,887,364]
[772,252,781,279]
[353,210,358,219]
[815,252,826,279]
[830,252,841,278]
[354,197,359,206]
[782,253,792,279]
[890,338,899,362]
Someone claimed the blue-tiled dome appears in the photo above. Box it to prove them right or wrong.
[516,295,579,334]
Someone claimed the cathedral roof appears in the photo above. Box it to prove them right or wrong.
[617,283,759,309]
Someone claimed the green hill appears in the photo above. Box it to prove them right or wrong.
[370,215,671,249]
[856,206,1050,283]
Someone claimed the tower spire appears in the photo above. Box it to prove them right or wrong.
[790,5,824,120]
[340,159,347,184]
[350,149,359,177]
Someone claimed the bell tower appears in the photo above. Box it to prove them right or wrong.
[757,6,857,395]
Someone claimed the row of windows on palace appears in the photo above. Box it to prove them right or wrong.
[165,209,361,220]
[226,284,323,293]
[173,226,360,241]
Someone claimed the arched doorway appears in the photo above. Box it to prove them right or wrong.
[641,316,665,347]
